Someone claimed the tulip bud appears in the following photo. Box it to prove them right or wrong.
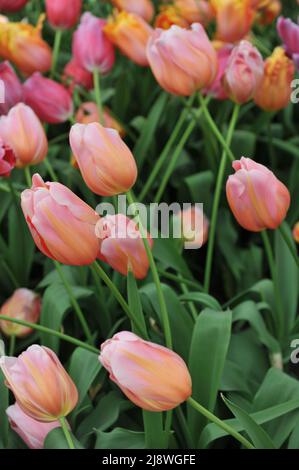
[104,11,153,67]
[23,73,74,124]
[111,0,154,23]
[21,174,100,266]
[0,16,52,75]
[0,104,48,168]
[75,102,125,136]
[211,0,255,43]
[174,0,214,25]
[70,122,137,196]
[147,24,218,96]
[0,345,78,422]
[174,206,209,249]
[0,138,15,177]
[203,43,233,100]
[63,58,93,91]
[96,214,152,279]
[255,0,281,25]
[226,157,290,232]
[277,16,299,69]
[100,331,192,411]
[0,0,28,12]
[0,288,41,337]
[0,61,23,115]
[224,40,264,104]
[293,222,299,244]
[155,6,189,30]
[45,0,82,30]
[254,47,295,111]
[73,13,115,73]
[6,403,61,449]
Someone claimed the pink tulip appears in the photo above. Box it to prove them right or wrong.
[100,331,192,411]
[175,206,209,249]
[0,61,23,115]
[111,0,154,22]
[23,73,73,124]
[73,13,115,73]
[70,122,137,196]
[0,345,78,422]
[96,214,152,279]
[0,0,28,11]
[226,157,290,232]
[0,288,41,337]
[21,174,100,266]
[0,104,48,168]
[146,24,218,96]
[0,138,15,177]
[6,403,60,449]
[45,0,82,30]
[204,44,233,100]
[224,40,264,104]
[63,58,93,91]
[277,16,299,69]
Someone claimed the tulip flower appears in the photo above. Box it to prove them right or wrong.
[277,16,299,69]
[0,0,28,12]
[96,214,152,279]
[174,206,209,249]
[21,174,100,266]
[45,0,82,30]
[0,16,52,75]
[224,40,264,104]
[0,345,78,422]
[147,24,218,96]
[7,403,61,449]
[0,138,15,177]
[0,61,23,115]
[211,0,255,43]
[111,0,154,23]
[104,11,153,67]
[155,5,189,30]
[256,0,281,25]
[23,73,74,124]
[203,43,233,100]
[226,157,290,232]
[0,104,48,168]
[75,102,125,136]
[254,47,295,111]
[63,58,93,91]
[293,222,299,243]
[72,13,115,73]
[70,122,137,196]
[174,0,214,25]
[0,288,41,337]
[100,331,192,411]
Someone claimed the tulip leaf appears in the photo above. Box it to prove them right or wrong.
[44,427,84,449]
[95,428,145,449]
[0,370,8,448]
[179,292,222,311]
[127,270,148,338]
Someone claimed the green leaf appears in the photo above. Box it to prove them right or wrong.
[0,370,8,448]
[127,271,147,337]
[95,428,145,449]
[179,292,221,311]
[231,130,257,157]
[183,171,214,212]
[44,427,84,449]
[153,238,193,281]
[288,421,299,449]
[220,360,252,397]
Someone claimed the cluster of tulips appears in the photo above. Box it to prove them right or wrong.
[0,0,298,451]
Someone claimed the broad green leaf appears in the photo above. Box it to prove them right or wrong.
[44,427,84,449]
[180,292,221,311]
[95,428,145,449]
[221,360,252,397]
[231,130,256,158]
[0,370,8,448]
[288,421,299,449]
[153,238,193,281]
[183,171,214,212]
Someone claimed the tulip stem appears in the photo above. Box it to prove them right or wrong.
[9,335,15,356]
[187,397,255,449]
[59,417,75,449]
[51,29,63,78]
[198,93,235,163]
[158,269,203,291]
[203,104,240,293]
[91,261,147,337]
[53,261,93,343]
[0,315,99,354]
[24,166,32,187]
[126,190,173,349]
[93,69,104,125]
[278,224,299,268]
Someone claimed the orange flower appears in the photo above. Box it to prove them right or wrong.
[174,0,214,26]
[252,0,281,25]
[293,222,299,243]
[0,15,52,75]
[254,47,295,112]
[75,102,125,137]
[155,5,189,30]
[211,0,255,43]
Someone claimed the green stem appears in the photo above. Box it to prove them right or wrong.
[93,69,104,125]
[92,261,146,337]
[59,417,75,449]
[204,104,240,293]
[187,397,255,449]
[90,264,112,333]
[126,191,172,349]
[175,406,194,448]
[9,335,15,356]
[157,269,202,291]
[53,261,93,343]
[51,29,63,78]
[44,158,58,182]
[198,93,235,163]
[278,225,299,268]
[0,315,99,354]
[24,166,32,187]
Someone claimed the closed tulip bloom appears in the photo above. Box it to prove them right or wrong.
[204,43,233,100]
[174,206,209,249]
[256,0,281,25]
[226,157,290,232]
[277,16,299,69]
[174,0,214,25]
[70,122,137,196]
[7,403,61,449]
[155,5,189,30]
[147,24,218,96]
[111,0,154,22]
[0,104,48,168]
[104,11,153,67]
[293,222,299,243]
[0,0,28,12]
[224,40,264,104]
[211,0,255,43]
[0,61,23,115]
[96,214,152,279]
[73,13,115,73]
[75,102,125,136]
[21,174,100,266]
[63,58,93,91]
[0,138,15,177]
[23,73,73,124]
[0,16,52,75]
[0,345,78,422]
[45,0,82,30]
[0,288,41,338]
[100,331,192,411]
[254,47,295,111]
